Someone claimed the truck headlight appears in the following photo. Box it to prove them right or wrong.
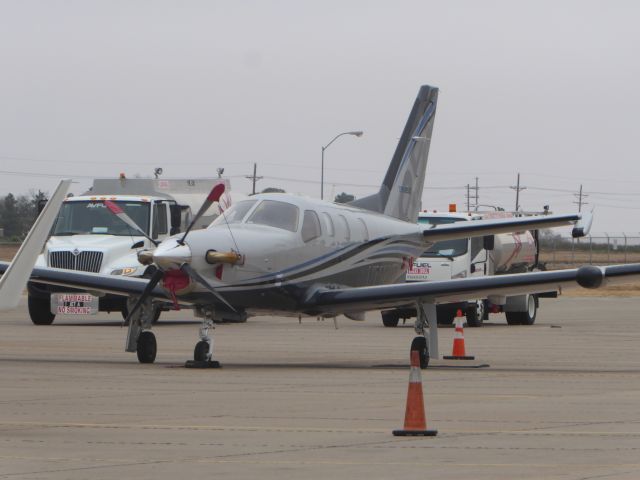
[111,267,137,276]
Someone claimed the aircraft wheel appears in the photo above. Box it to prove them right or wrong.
[194,341,209,362]
[381,311,400,327]
[136,331,157,363]
[28,294,55,325]
[410,336,429,369]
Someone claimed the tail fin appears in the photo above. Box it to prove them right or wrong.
[350,85,438,223]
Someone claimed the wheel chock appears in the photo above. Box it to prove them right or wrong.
[184,360,222,368]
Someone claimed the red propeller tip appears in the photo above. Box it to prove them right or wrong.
[207,183,226,202]
[104,200,123,214]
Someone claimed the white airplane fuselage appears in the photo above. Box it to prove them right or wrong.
[155,193,424,316]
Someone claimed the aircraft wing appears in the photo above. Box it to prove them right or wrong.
[0,262,174,303]
[0,180,71,311]
[422,212,592,243]
[302,264,640,315]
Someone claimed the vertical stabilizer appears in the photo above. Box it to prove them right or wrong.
[350,85,438,223]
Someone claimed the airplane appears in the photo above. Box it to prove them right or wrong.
[2,86,639,368]
[0,179,70,311]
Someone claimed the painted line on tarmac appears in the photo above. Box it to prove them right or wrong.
[3,421,640,436]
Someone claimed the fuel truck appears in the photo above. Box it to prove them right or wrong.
[381,209,555,328]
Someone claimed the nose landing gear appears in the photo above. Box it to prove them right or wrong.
[185,307,221,368]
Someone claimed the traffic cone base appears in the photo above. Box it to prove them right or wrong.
[392,428,438,436]
[392,351,438,437]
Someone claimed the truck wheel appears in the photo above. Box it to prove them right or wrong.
[410,336,429,369]
[28,295,55,325]
[465,300,484,328]
[505,295,537,326]
[381,311,400,327]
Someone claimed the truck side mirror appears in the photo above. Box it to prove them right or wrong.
[483,235,495,251]
[170,204,182,234]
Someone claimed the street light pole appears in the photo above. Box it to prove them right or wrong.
[320,130,363,200]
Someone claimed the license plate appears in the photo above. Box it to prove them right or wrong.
[51,293,99,315]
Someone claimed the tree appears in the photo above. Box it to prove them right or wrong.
[1,193,20,238]
[334,192,355,203]
[260,187,285,194]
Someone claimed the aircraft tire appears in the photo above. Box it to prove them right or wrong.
[381,311,400,327]
[410,336,429,369]
[194,341,209,362]
[136,331,157,364]
[28,294,55,325]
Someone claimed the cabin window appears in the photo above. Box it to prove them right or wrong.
[246,200,299,232]
[153,203,168,238]
[210,200,257,226]
[357,218,369,241]
[301,210,322,242]
[336,214,350,242]
[321,212,334,237]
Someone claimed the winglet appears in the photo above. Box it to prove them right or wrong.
[0,179,71,311]
[572,211,593,238]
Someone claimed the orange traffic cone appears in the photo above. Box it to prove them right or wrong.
[392,351,438,436]
[443,309,475,360]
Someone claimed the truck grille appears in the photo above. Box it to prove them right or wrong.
[49,251,103,273]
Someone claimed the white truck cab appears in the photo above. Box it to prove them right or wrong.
[28,177,235,325]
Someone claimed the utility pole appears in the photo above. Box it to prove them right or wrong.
[573,184,588,212]
[510,173,526,211]
[245,163,263,195]
[466,184,470,211]
[466,177,479,210]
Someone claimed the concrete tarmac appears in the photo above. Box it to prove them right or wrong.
[1,296,639,479]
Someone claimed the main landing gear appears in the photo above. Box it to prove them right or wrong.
[410,302,439,369]
[125,296,157,364]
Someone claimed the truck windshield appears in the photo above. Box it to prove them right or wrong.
[52,201,150,236]
[418,215,468,257]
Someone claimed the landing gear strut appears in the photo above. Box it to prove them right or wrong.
[411,302,439,369]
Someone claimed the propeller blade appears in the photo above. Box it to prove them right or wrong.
[180,262,236,313]
[104,200,159,246]
[123,269,164,325]
[179,183,226,244]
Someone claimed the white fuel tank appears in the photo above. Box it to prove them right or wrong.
[491,231,537,272]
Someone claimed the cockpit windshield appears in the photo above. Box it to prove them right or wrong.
[210,200,257,227]
[52,201,150,236]
[246,200,299,232]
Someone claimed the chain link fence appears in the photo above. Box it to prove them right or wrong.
[539,235,640,269]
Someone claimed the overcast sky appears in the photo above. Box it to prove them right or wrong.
[1,0,639,234]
